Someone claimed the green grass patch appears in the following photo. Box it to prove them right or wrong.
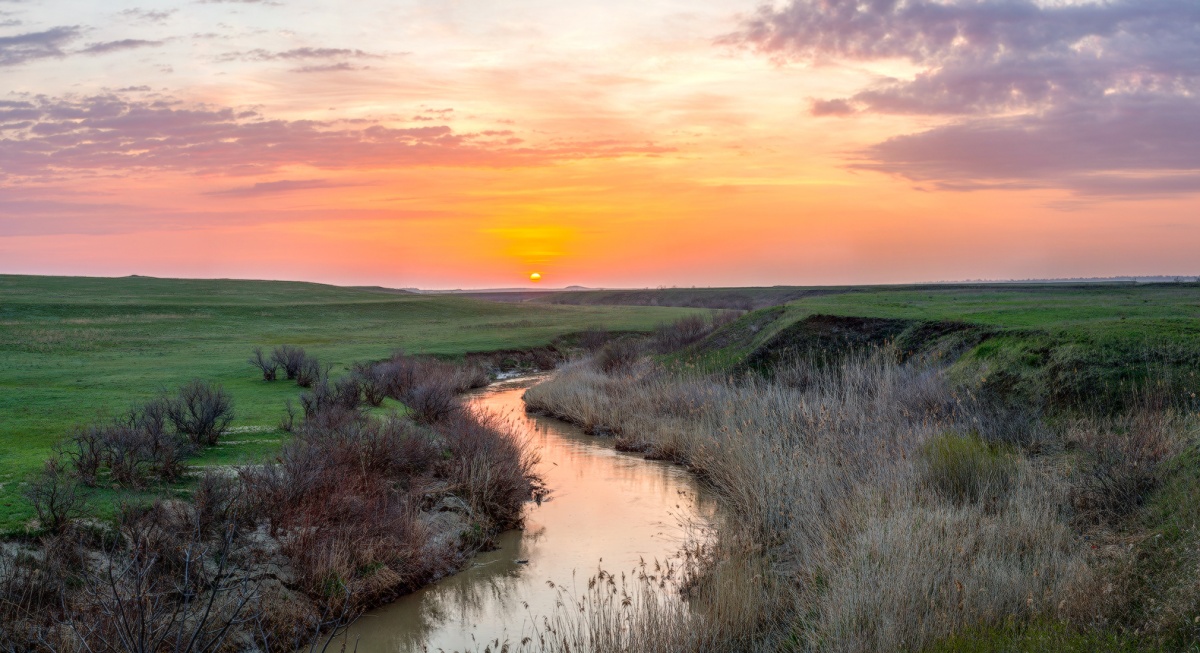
[0,274,696,533]
[673,283,1200,411]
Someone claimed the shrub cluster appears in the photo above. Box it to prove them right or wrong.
[1069,407,1179,523]
[650,311,738,354]
[44,380,233,500]
[239,397,536,611]
[250,345,327,388]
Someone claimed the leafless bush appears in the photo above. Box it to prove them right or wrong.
[192,470,249,537]
[60,506,260,653]
[374,353,489,401]
[597,339,641,374]
[580,326,611,352]
[436,409,539,529]
[239,416,452,609]
[353,362,388,407]
[653,314,712,353]
[299,376,363,421]
[61,398,191,489]
[295,356,326,389]
[64,425,106,486]
[407,378,461,424]
[103,424,156,487]
[711,309,742,330]
[24,457,88,534]
[166,379,234,447]
[1069,407,1180,522]
[280,398,297,432]
[250,346,279,381]
[272,344,307,380]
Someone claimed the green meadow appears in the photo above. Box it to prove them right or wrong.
[0,274,694,533]
[676,283,1200,409]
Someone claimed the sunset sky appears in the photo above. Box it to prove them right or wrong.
[2,0,1198,288]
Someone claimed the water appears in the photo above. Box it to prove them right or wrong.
[347,377,713,652]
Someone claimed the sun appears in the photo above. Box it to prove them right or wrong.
[529,272,542,282]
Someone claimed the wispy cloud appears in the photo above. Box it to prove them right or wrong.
[119,8,176,24]
[217,46,382,62]
[0,26,79,66]
[81,39,164,55]
[0,93,672,179]
[204,178,351,196]
[290,62,367,73]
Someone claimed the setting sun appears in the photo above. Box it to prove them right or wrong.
[529,272,542,282]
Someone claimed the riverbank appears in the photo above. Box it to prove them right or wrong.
[345,377,713,651]
[522,341,1200,651]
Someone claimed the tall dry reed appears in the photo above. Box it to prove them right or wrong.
[521,351,1091,651]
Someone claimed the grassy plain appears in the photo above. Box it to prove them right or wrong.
[0,274,695,533]
[671,283,1200,410]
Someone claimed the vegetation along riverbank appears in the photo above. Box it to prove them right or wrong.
[519,282,1200,652]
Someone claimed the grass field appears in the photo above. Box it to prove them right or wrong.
[0,274,695,533]
[672,283,1200,410]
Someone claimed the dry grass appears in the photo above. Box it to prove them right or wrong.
[522,350,1092,651]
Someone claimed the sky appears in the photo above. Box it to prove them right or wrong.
[1,0,1198,289]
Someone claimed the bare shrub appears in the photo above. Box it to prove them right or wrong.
[24,457,88,534]
[127,398,189,483]
[280,398,297,432]
[192,470,248,537]
[597,339,641,374]
[407,378,461,424]
[353,362,388,407]
[250,346,279,381]
[580,326,611,352]
[64,425,106,487]
[1069,407,1180,522]
[653,314,711,353]
[62,505,260,653]
[238,416,453,609]
[299,376,363,422]
[166,379,234,447]
[295,355,325,389]
[436,409,539,529]
[102,424,155,487]
[272,344,307,380]
[711,309,742,330]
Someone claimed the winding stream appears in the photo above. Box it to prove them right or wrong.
[346,377,714,652]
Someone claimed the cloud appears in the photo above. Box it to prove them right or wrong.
[290,62,366,73]
[0,93,672,179]
[0,26,79,66]
[734,0,1200,196]
[218,46,381,62]
[205,178,350,197]
[81,39,164,54]
[809,98,855,117]
[119,8,176,24]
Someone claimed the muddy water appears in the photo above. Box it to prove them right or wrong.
[347,377,713,652]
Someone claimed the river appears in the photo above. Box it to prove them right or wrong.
[346,376,713,652]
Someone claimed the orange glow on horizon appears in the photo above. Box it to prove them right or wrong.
[1,0,1197,286]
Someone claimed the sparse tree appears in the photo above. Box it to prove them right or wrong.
[271,345,307,381]
[295,356,325,389]
[167,379,234,447]
[249,347,279,381]
[24,457,87,534]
